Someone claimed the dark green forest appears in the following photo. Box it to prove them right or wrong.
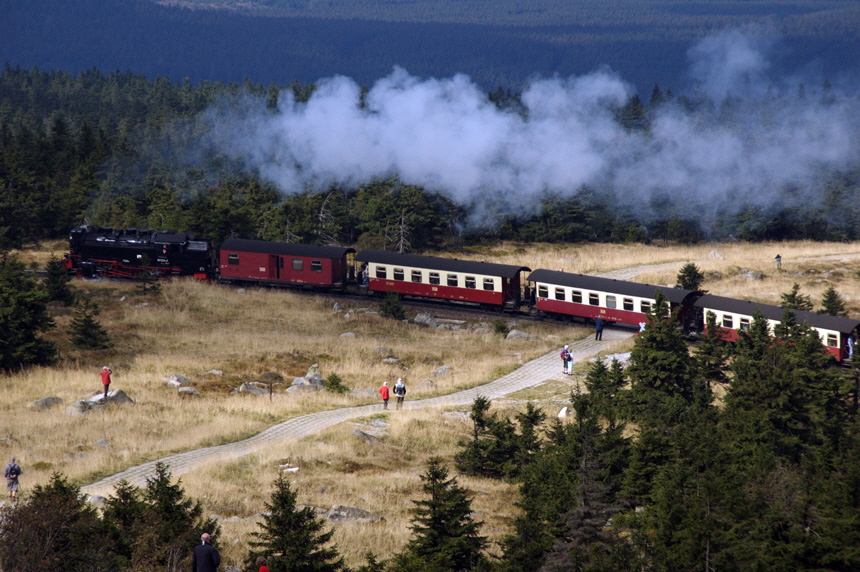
[2,66,860,253]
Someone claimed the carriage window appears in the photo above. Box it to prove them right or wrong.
[554,288,565,301]
[606,295,617,309]
[483,278,495,291]
[311,260,322,272]
[429,272,440,285]
[292,259,303,271]
[376,266,387,279]
[227,253,239,265]
[537,285,548,298]
[465,276,476,289]
[571,290,582,303]
[827,333,838,347]
[623,298,634,311]
[640,301,651,314]
[589,293,600,306]
[739,318,750,331]
[411,270,422,283]
[393,268,404,281]
[447,274,458,287]
[722,315,734,329]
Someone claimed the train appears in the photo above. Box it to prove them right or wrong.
[65,224,860,361]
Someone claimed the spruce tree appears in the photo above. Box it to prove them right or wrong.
[780,283,813,311]
[0,473,117,572]
[395,458,487,572]
[68,295,112,350]
[820,285,848,317]
[43,254,75,304]
[0,256,56,371]
[675,261,705,292]
[246,474,343,572]
[132,462,220,572]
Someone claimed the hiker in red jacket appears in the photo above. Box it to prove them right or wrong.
[379,381,390,410]
[101,366,112,398]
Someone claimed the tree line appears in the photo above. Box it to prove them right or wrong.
[3,66,860,252]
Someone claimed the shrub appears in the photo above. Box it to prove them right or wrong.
[379,293,406,320]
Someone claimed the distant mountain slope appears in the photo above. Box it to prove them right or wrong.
[1,0,858,94]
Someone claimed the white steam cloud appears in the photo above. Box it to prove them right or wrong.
[202,28,860,226]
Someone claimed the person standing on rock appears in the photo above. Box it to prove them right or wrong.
[393,378,407,410]
[191,532,220,572]
[4,456,21,504]
[379,381,390,410]
[595,317,604,341]
[101,366,112,398]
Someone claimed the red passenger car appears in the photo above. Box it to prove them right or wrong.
[355,250,530,310]
[694,294,860,361]
[219,239,355,289]
[528,269,696,327]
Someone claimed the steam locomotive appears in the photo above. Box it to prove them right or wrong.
[65,225,860,361]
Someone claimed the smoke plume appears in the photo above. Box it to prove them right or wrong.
[201,28,860,227]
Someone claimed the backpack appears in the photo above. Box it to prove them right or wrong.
[6,463,20,478]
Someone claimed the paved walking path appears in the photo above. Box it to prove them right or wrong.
[81,327,633,497]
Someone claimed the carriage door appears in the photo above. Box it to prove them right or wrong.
[269,255,282,280]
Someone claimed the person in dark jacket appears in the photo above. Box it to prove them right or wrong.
[191,533,220,572]
[4,456,21,504]
[595,317,604,340]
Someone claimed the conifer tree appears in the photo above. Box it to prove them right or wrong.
[0,473,117,572]
[43,254,75,304]
[675,261,705,292]
[132,462,220,572]
[395,458,487,572]
[68,295,112,350]
[625,291,694,428]
[780,283,813,311]
[102,479,147,569]
[246,474,343,572]
[820,285,848,317]
[0,256,56,371]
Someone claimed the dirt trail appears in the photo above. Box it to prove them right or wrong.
[81,326,633,497]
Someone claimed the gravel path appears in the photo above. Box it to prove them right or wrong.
[81,327,633,497]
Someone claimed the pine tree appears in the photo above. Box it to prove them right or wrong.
[0,473,117,572]
[675,261,705,292]
[102,479,147,569]
[43,254,75,304]
[246,474,343,572]
[780,283,813,311]
[68,295,112,350]
[0,256,56,371]
[131,462,220,572]
[395,458,487,572]
[820,285,848,317]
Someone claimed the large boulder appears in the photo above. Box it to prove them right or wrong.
[353,430,381,444]
[413,313,438,328]
[179,387,202,397]
[165,374,192,388]
[325,505,385,523]
[27,396,63,411]
[237,382,268,397]
[506,329,533,340]
[431,365,453,378]
[88,390,134,406]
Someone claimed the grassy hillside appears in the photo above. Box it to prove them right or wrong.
[5,239,860,567]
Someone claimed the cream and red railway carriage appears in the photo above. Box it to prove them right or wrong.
[694,294,860,361]
[527,269,696,326]
[354,250,530,310]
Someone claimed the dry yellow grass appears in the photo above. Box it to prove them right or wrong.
[4,239,860,568]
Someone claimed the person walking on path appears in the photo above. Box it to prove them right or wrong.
[191,532,220,572]
[101,366,112,398]
[595,317,604,341]
[4,456,21,504]
[379,381,390,410]
[393,378,407,410]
